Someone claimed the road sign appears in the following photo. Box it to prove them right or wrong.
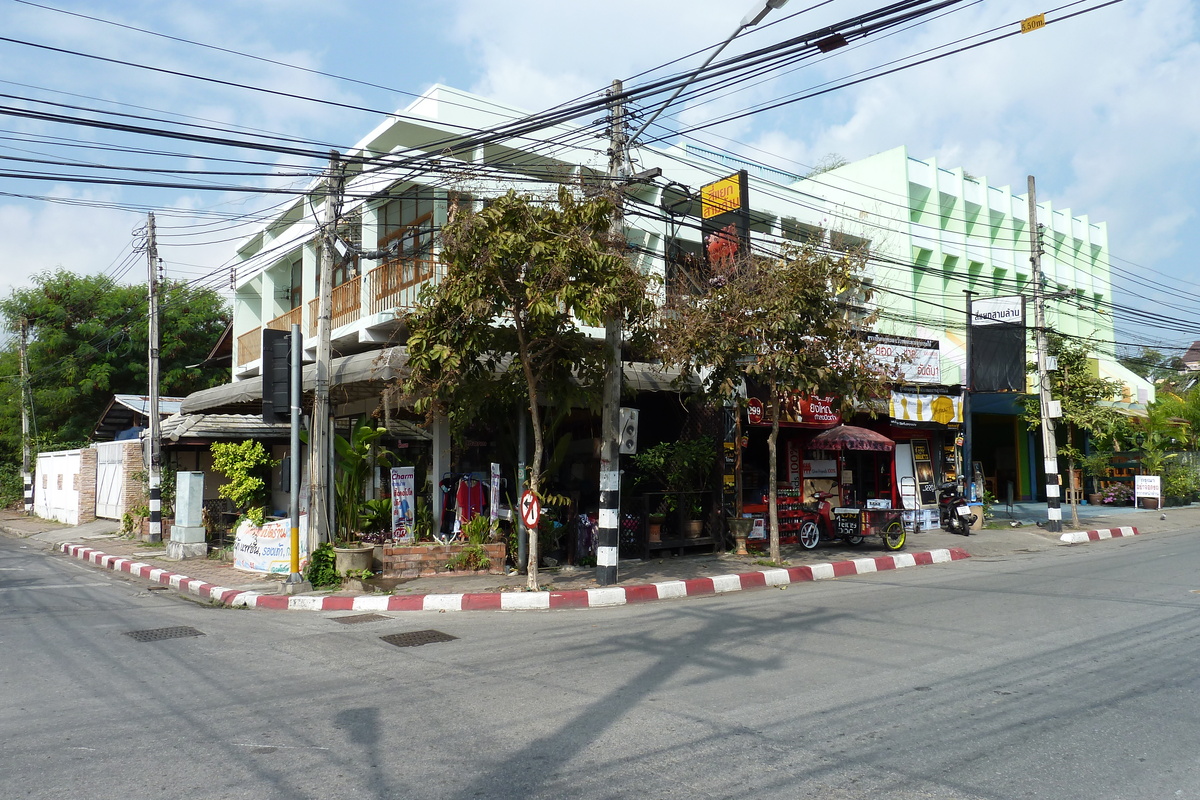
[520,490,541,528]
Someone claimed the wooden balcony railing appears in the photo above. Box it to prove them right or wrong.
[366,256,439,317]
[307,276,363,337]
[236,326,261,367]
[266,306,302,332]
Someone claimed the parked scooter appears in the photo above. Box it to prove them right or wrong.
[937,480,976,536]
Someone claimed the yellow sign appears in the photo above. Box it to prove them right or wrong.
[701,174,742,219]
[1020,13,1046,33]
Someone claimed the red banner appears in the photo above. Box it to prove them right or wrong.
[746,394,841,428]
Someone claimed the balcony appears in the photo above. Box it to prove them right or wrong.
[366,255,438,317]
[236,327,261,367]
[308,275,362,337]
[267,306,302,332]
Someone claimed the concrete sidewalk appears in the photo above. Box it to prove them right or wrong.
[3,501,1195,611]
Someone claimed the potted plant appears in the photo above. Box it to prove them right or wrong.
[331,417,393,574]
[630,435,717,540]
[1080,450,1114,505]
[1100,482,1134,505]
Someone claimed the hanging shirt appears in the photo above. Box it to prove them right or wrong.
[456,478,486,523]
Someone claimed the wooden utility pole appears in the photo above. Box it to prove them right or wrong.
[146,212,163,543]
[19,318,32,515]
[1028,176,1061,533]
[596,79,627,586]
[310,152,343,549]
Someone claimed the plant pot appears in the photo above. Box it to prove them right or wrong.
[729,518,753,556]
[1139,497,1161,510]
[333,543,374,574]
[684,519,704,539]
[1087,493,1102,506]
[648,522,662,543]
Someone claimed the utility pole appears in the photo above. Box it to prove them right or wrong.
[1028,176,1061,532]
[310,151,343,549]
[146,212,163,543]
[19,318,32,515]
[597,80,627,586]
[963,290,974,500]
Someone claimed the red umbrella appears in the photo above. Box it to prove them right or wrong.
[808,424,895,452]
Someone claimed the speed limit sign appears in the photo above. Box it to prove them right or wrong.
[520,490,541,528]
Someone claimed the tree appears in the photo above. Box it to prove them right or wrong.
[401,188,653,589]
[0,269,229,505]
[1119,346,1184,386]
[655,244,893,564]
[1022,335,1124,528]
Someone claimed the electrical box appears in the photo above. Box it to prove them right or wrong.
[618,407,639,455]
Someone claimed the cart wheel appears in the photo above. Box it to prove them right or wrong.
[799,520,821,550]
[844,535,864,547]
[881,521,906,551]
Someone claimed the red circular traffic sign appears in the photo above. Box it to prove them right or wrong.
[520,490,541,528]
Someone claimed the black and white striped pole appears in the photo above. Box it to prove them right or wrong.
[1028,176,1061,533]
[146,212,163,543]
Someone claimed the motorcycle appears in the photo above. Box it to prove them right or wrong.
[937,480,976,536]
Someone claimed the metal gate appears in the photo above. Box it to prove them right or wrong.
[95,440,126,519]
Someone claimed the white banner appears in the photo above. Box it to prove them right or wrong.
[866,333,940,384]
[391,466,415,543]
[889,392,963,426]
[490,462,501,522]
[233,515,308,574]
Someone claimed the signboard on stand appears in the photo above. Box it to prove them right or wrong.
[234,515,308,574]
[1135,475,1161,506]
[390,466,415,543]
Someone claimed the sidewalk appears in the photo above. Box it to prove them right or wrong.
[3,500,1194,612]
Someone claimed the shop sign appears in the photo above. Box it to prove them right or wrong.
[970,295,1025,325]
[233,515,308,574]
[701,173,744,218]
[1135,475,1160,499]
[866,332,940,385]
[803,459,838,479]
[787,439,803,485]
[746,394,841,428]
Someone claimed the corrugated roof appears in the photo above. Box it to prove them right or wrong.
[159,413,291,442]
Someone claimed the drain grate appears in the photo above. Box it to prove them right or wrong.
[380,630,457,648]
[124,626,205,642]
[332,613,390,625]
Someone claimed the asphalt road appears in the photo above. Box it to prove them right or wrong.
[2,529,1199,799]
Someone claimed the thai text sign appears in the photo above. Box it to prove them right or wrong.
[866,332,940,384]
[391,466,415,543]
[1135,475,1161,499]
[701,173,744,218]
[234,515,308,574]
[746,394,841,428]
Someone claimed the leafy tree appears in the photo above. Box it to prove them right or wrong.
[1119,346,1184,385]
[401,188,653,589]
[1022,335,1124,528]
[0,269,230,477]
[655,243,892,563]
[209,439,277,527]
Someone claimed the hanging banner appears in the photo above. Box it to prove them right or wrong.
[233,515,308,574]
[786,438,803,485]
[489,462,501,522]
[390,466,415,543]
[911,439,937,504]
[866,332,940,385]
[970,295,1026,392]
[889,391,964,427]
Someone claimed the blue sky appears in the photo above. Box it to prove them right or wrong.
[1,0,1196,356]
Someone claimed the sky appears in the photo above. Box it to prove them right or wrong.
[0,0,1196,357]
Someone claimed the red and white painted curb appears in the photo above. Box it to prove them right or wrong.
[58,542,970,612]
[1059,526,1140,544]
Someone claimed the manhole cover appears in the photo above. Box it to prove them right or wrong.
[332,613,390,625]
[380,630,457,648]
[124,626,205,643]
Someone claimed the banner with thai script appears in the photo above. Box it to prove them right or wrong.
[746,394,841,428]
[391,466,415,543]
[970,295,1026,392]
[866,332,940,384]
[233,515,308,574]
[889,391,964,427]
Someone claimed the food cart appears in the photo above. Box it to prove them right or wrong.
[806,424,906,551]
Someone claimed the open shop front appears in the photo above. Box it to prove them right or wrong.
[887,387,972,532]
[739,392,905,550]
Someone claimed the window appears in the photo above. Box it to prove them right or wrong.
[781,217,824,245]
[289,257,303,310]
[830,231,870,254]
[376,186,435,294]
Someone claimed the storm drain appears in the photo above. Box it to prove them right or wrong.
[332,613,390,625]
[380,630,457,648]
[123,626,205,643]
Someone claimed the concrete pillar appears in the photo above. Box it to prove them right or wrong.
[431,416,451,536]
[167,471,207,559]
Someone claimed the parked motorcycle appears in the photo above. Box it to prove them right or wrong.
[937,480,976,536]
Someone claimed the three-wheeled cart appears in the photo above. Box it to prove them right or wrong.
[807,424,907,551]
[829,505,906,551]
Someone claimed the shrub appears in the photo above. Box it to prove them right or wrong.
[1101,482,1133,504]
[306,542,339,587]
[446,544,491,572]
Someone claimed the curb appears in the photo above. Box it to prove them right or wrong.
[58,542,971,612]
[1059,526,1140,544]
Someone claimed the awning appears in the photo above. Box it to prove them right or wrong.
[181,348,695,415]
[808,424,895,452]
[181,347,409,414]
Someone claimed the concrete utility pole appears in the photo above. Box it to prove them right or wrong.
[146,212,163,543]
[1028,175,1061,533]
[19,318,32,515]
[597,0,791,584]
[597,80,627,586]
[310,151,343,549]
[963,290,974,499]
